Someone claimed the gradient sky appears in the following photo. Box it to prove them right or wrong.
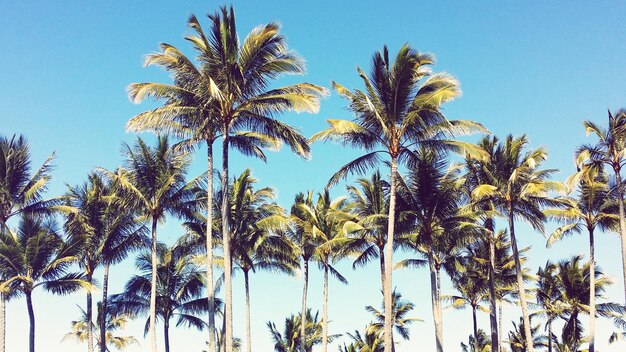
[1,1,626,351]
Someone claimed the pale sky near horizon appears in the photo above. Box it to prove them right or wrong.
[1,1,626,351]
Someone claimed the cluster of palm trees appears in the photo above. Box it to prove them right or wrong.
[2,4,626,352]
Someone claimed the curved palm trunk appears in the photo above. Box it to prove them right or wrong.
[427,251,444,352]
[383,158,397,352]
[86,273,94,352]
[100,264,110,352]
[0,295,4,352]
[300,259,309,352]
[221,134,233,352]
[614,169,626,304]
[472,305,479,352]
[149,217,158,352]
[322,263,329,352]
[588,227,596,352]
[507,210,534,352]
[244,270,251,352]
[207,142,217,352]
[487,227,499,352]
[164,317,170,352]
[26,290,35,352]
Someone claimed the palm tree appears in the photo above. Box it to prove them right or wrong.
[577,108,626,303]
[365,290,419,351]
[0,214,90,352]
[545,167,617,352]
[471,135,563,352]
[267,309,337,352]
[63,303,138,351]
[460,329,491,352]
[507,316,549,352]
[342,328,384,352]
[394,148,474,351]
[0,135,59,352]
[100,136,199,352]
[110,241,216,352]
[64,173,147,352]
[535,261,564,352]
[310,44,484,352]
[178,7,328,351]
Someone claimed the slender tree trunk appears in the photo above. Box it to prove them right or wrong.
[547,320,552,352]
[614,168,626,304]
[86,273,94,352]
[383,158,398,352]
[244,270,251,352]
[588,226,596,352]
[100,264,110,352]
[472,305,479,352]
[220,312,226,352]
[498,302,503,352]
[0,295,5,352]
[486,224,499,352]
[322,263,329,352]
[207,141,217,352]
[507,210,534,352]
[379,246,385,291]
[300,259,309,352]
[164,318,170,352]
[221,134,233,352]
[149,217,158,352]
[428,251,444,352]
[26,290,35,352]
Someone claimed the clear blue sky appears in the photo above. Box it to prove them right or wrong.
[1,1,625,351]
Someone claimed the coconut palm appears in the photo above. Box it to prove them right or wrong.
[365,290,419,351]
[342,328,384,352]
[0,214,90,352]
[64,173,147,352]
[0,135,59,352]
[99,136,200,352]
[178,7,327,351]
[63,302,138,351]
[267,309,337,352]
[535,261,565,352]
[110,241,217,352]
[471,135,563,352]
[545,167,617,352]
[507,316,548,352]
[310,44,485,352]
[577,108,626,303]
[460,329,491,352]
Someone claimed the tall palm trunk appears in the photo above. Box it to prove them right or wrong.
[379,247,385,290]
[614,168,626,304]
[507,210,534,352]
[588,226,596,352]
[149,217,158,352]
[300,259,309,352]
[100,264,110,352]
[0,295,4,352]
[26,290,35,352]
[428,251,444,352]
[244,270,251,352]
[86,273,94,352]
[322,263,329,352]
[383,158,397,352]
[498,302,503,352]
[207,142,217,352]
[164,318,170,352]
[486,222,499,352]
[547,320,552,352]
[221,134,233,352]
[472,305,479,352]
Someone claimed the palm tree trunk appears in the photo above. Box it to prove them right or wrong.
[428,251,444,352]
[322,263,329,352]
[100,264,110,352]
[613,168,626,304]
[472,305,479,352]
[207,141,217,352]
[588,226,596,352]
[547,320,552,352]
[498,302,503,352]
[507,210,534,352]
[379,246,385,291]
[221,134,233,352]
[26,290,35,352]
[244,270,252,352]
[487,225,499,352]
[383,157,398,352]
[300,259,309,352]
[0,295,5,352]
[86,273,94,352]
[149,217,158,352]
[164,318,170,352]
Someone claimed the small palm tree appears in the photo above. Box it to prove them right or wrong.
[110,241,217,352]
[460,329,491,352]
[100,136,200,352]
[310,43,485,352]
[365,290,420,351]
[342,328,384,352]
[267,309,337,352]
[577,108,626,304]
[535,261,564,352]
[507,316,548,352]
[0,214,90,352]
